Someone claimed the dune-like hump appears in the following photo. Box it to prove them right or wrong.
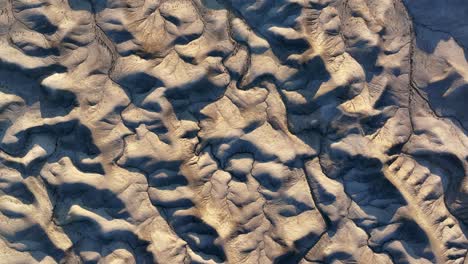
[0,0,467,263]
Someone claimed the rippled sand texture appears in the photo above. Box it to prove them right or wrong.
[0,0,468,263]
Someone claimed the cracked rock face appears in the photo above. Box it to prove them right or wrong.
[0,0,467,263]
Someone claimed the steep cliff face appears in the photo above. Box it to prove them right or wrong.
[0,0,467,263]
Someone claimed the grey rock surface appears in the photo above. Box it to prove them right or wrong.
[0,0,467,263]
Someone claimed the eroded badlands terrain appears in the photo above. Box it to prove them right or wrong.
[0,0,468,263]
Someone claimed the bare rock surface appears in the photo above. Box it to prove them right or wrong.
[0,0,467,263]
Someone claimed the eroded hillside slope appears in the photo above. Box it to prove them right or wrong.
[0,0,467,263]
